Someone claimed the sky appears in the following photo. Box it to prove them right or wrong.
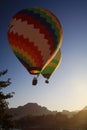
[0,0,87,111]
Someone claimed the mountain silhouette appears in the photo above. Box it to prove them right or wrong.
[8,103,87,119]
[8,103,54,119]
[83,106,87,110]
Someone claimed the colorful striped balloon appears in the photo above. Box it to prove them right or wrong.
[7,7,63,75]
[41,49,62,83]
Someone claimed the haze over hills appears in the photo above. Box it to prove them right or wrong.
[8,103,87,119]
[8,103,87,129]
[83,106,87,110]
[8,103,55,119]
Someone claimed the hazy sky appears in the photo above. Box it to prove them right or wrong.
[0,0,87,111]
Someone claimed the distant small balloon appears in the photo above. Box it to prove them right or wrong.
[41,49,62,83]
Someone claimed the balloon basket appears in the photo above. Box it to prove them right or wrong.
[32,77,38,85]
[45,79,49,84]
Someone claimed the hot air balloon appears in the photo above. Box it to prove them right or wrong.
[41,49,62,83]
[7,7,63,85]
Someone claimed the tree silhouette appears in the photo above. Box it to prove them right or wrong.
[0,69,15,130]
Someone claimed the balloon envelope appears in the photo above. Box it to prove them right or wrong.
[41,49,62,80]
[7,7,63,75]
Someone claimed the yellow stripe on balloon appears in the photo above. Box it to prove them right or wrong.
[48,62,57,68]
[11,44,36,66]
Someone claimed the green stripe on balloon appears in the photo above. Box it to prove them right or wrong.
[14,51,33,67]
[41,66,56,74]
[41,49,62,80]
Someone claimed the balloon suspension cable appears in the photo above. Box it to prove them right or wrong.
[36,74,39,78]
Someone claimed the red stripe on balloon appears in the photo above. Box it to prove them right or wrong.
[13,13,54,55]
[32,20,54,55]
[8,32,43,68]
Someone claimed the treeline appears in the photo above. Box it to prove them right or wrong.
[0,70,15,130]
[14,110,87,130]
[15,113,67,129]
